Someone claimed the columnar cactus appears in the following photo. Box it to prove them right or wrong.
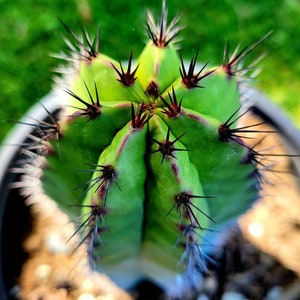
[17,2,274,299]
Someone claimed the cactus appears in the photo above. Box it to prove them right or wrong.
[16,1,277,299]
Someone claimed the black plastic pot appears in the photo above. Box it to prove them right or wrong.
[0,88,300,299]
[0,92,62,299]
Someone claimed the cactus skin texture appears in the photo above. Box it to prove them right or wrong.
[18,2,274,299]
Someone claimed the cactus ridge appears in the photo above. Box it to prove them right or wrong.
[12,2,291,298]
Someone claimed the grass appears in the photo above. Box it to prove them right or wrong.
[0,0,300,143]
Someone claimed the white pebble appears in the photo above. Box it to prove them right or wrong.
[45,231,70,254]
[34,264,51,283]
[81,278,95,292]
[77,293,96,300]
[248,222,264,238]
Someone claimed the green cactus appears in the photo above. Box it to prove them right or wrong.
[17,1,275,299]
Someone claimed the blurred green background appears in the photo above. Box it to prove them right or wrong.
[0,0,299,142]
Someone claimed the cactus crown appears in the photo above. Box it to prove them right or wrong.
[16,2,275,298]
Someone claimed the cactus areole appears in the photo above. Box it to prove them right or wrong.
[18,2,272,298]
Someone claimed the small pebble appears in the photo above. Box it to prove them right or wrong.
[204,276,218,293]
[45,231,70,254]
[221,291,248,300]
[265,286,283,300]
[248,222,264,238]
[34,264,51,283]
[196,294,209,300]
[81,278,95,293]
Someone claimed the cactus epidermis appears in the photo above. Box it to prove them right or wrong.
[25,3,268,298]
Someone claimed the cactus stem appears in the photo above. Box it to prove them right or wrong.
[180,51,215,89]
[59,19,99,61]
[20,4,274,292]
[65,81,101,120]
[161,86,182,118]
[151,126,186,163]
[168,192,215,230]
[111,51,139,87]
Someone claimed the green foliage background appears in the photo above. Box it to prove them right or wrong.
[0,0,299,142]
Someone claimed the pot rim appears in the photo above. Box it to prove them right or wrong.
[0,90,63,189]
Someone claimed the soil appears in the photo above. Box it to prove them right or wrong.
[11,112,300,299]
[18,194,132,300]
